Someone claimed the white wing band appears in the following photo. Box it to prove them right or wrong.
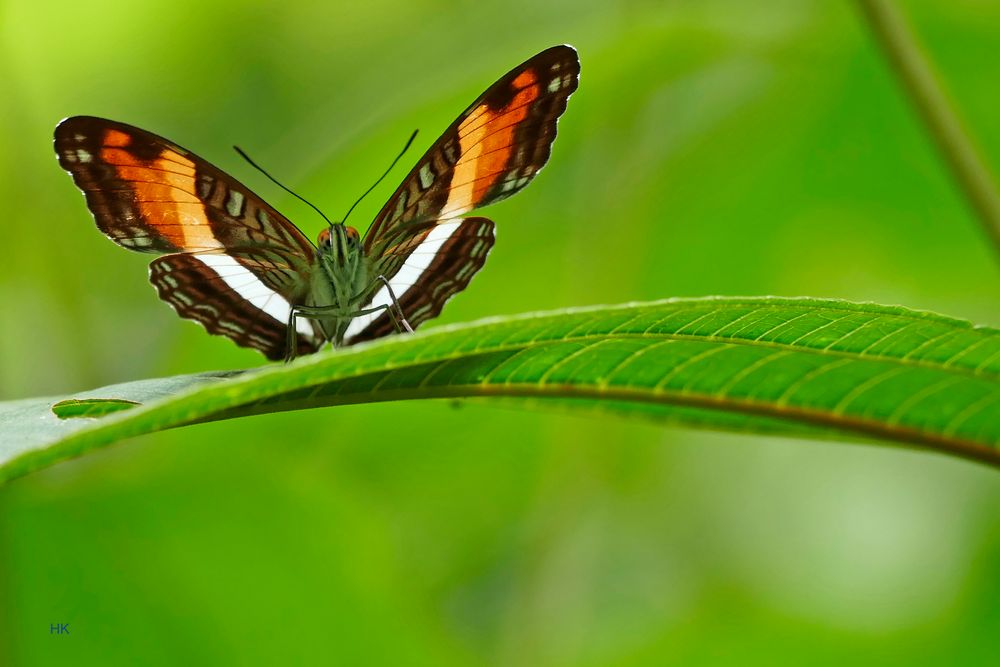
[344,221,462,341]
[195,254,316,338]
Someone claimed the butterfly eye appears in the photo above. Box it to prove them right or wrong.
[345,226,360,243]
[317,228,332,247]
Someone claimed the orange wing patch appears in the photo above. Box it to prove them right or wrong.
[443,69,539,217]
[97,131,223,251]
[104,129,132,147]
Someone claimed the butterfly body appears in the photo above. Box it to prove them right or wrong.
[308,224,370,342]
[56,45,579,360]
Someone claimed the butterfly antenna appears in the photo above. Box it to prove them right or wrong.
[341,129,419,224]
[233,145,334,226]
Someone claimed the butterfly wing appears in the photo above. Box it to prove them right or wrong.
[149,252,321,360]
[348,45,578,342]
[55,116,324,357]
[364,44,579,252]
[344,217,495,344]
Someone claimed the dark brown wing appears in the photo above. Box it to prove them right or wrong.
[55,116,316,259]
[364,45,579,253]
[149,252,322,360]
[344,217,495,343]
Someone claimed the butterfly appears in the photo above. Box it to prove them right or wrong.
[55,45,579,361]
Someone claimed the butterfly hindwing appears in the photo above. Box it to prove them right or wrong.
[364,45,579,252]
[149,252,322,360]
[344,217,496,343]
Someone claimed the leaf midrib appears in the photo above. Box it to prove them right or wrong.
[213,381,999,466]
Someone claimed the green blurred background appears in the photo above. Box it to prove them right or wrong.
[2,0,1000,664]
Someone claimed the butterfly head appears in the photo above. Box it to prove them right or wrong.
[317,223,361,256]
[316,223,367,308]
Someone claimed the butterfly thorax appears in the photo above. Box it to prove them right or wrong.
[314,224,372,341]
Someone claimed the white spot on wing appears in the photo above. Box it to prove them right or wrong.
[225,190,245,217]
[194,254,315,337]
[393,190,408,220]
[172,291,194,307]
[343,221,461,341]
[418,163,435,189]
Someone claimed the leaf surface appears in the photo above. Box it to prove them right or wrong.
[2,297,997,483]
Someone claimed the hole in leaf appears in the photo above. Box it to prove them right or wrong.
[52,398,142,419]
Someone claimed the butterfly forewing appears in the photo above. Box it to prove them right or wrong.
[55,116,316,259]
[364,44,579,252]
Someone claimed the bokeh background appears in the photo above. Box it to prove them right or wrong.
[2,0,1000,664]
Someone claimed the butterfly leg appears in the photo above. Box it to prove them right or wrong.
[374,300,411,336]
[284,309,303,363]
[375,275,414,333]
[283,302,405,362]
[342,303,412,337]
[283,304,346,363]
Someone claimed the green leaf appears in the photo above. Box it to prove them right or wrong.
[2,297,998,483]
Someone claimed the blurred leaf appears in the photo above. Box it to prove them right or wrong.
[1,296,998,483]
